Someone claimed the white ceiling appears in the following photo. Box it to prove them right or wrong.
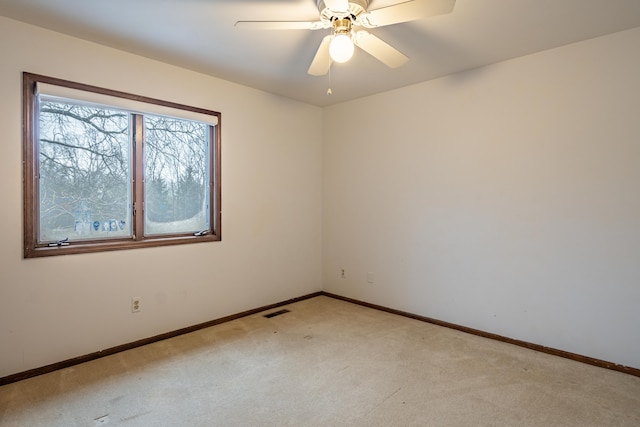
[2,0,640,107]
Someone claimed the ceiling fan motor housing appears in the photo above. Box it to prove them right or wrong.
[317,0,369,22]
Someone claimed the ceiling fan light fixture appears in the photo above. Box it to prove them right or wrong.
[329,32,354,63]
[329,17,354,63]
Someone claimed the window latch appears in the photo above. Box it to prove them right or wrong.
[48,237,69,247]
[193,230,208,236]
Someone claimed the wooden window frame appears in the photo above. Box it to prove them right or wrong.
[23,72,221,258]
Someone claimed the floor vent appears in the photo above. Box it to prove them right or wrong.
[263,309,290,318]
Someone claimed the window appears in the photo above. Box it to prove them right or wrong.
[23,73,221,257]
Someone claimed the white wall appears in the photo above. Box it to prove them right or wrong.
[0,17,323,377]
[323,27,640,369]
[2,16,639,379]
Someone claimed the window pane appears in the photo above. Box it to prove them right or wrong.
[144,115,209,236]
[38,99,132,242]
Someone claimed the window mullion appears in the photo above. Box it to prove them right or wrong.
[132,114,145,241]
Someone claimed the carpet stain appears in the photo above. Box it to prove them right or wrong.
[120,410,152,423]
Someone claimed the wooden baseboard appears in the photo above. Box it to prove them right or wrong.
[3,290,637,386]
[0,291,323,387]
[320,291,640,378]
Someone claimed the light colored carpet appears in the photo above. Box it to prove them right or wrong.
[1,295,639,426]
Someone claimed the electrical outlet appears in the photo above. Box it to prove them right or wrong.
[340,268,346,278]
[131,297,141,313]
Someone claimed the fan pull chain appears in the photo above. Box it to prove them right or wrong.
[326,67,333,96]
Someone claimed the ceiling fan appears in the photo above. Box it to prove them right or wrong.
[235,0,456,76]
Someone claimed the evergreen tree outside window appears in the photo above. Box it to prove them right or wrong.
[143,115,209,236]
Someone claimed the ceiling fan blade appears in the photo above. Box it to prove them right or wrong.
[308,35,333,76]
[235,20,324,30]
[361,0,455,28]
[324,0,350,13]
[353,31,408,68]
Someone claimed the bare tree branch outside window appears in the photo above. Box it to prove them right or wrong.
[39,101,130,241]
